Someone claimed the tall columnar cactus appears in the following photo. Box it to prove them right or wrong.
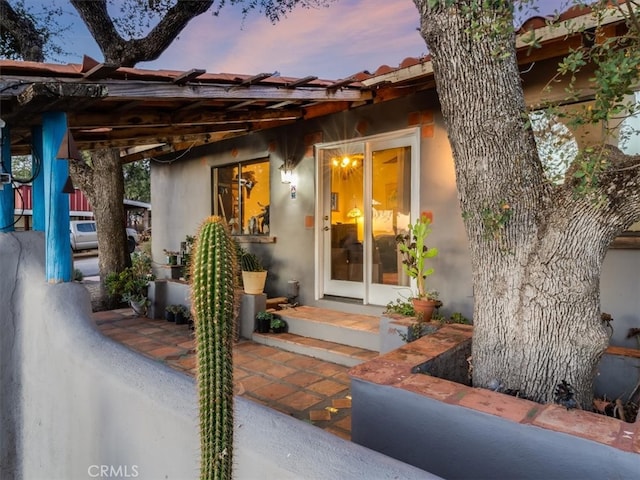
[190,216,237,480]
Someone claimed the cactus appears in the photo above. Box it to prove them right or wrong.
[190,216,237,480]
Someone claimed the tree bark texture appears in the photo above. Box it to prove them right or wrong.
[70,149,130,308]
[414,1,640,405]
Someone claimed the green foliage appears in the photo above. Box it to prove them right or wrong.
[123,159,150,203]
[398,321,432,343]
[397,213,439,299]
[72,268,84,282]
[531,0,640,199]
[237,245,264,271]
[384,298,416,316]
[190,216,237,480]
[434,310,470,331]
[0,0,67,61]
[270,317,286,329]
[480,200,512,240]
[256,310,275,321]
[105,251,154,303]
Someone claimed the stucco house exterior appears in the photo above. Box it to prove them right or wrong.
[150,8,640,348]
[0,6,637,345]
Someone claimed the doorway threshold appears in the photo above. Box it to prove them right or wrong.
[316,296,385,317]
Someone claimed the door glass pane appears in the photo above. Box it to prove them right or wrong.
[328,150,364,281]
[371,146,411,286]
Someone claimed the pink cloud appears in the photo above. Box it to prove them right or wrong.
[144,0,426,79]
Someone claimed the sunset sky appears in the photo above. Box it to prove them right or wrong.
[50,0,565,80]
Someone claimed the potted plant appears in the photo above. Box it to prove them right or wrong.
[165,304,179,322]
[105,251,155,316]
[238,245,267,295]
[174,305,190,325]
[163,249,179,265]
[270,316,287,334]
[255,310,274,333]
[396,212,440,320]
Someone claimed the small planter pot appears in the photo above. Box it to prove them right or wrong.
[242,271,267,295]
[175,311,188,325]
[271,325,286,334]
[411,298,439,322]
[130,298,148,317]
[165,310,176,322]
[256,317,271,333]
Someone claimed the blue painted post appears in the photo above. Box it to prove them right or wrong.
[31,126,45,231]
[0,123,14,233]
[42,112,71,283]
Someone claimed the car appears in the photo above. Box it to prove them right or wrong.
[70,220,139,253]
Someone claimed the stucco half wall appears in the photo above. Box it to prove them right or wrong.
[0,231,439,480]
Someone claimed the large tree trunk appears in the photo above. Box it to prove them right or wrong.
[415,1,613,406]
[71,148,130,309]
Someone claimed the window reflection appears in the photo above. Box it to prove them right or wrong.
[213,159,270,235]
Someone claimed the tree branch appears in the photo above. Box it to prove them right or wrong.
[70,0,214,67]
[0,0,44,61]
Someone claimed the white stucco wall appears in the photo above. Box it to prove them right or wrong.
[1,231,439,480]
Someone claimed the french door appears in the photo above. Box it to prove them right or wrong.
[316,129,420,306]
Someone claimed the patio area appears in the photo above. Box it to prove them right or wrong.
[92,308,353,440]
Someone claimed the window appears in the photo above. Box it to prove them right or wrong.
[212,158,270,235]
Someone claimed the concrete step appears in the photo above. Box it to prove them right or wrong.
[251,331,379,367]
[275,305,380,352]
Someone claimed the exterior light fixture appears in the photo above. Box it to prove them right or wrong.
[279,159,295,184]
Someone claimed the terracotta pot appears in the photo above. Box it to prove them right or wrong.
[242,271,267,294]
[411,298,438,321]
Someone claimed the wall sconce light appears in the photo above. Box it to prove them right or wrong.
[279,159,295,184]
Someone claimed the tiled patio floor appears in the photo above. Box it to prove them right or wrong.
[92,308,352,440]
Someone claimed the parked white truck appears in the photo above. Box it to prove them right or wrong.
[70,220,138,253]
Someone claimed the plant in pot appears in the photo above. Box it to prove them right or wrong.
[105,251,155,316]
[174,304,190,325]
[163,249,180,266]
[255,310,274,333]
[270,317,287,334]
[165,304,180,322]
[238,245,267,295]
[396,212,440,321]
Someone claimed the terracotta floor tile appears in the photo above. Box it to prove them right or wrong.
[252,383,297,401]
[313,363,348,377]
[93,309,356,443]
[285,356,324,370]
[333,416,351,431]
[262,363,298,379]
[242,359,270,371]
[332,397,352,409]
[269,350,299,362]
[325,427,350,441]
[147,346,186,359]
[279,391,323,411]
[309,409,332,421]
[248,344,282,358]
[169,356,196,370]
[307,379,349,396]
[237,374,272,392]
[283,371,323,387]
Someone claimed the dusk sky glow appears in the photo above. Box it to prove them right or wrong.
[47,0,567,80]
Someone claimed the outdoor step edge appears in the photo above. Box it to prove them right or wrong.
[251,332,376,368]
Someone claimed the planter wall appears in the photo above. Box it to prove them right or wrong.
[350,324,640,480]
